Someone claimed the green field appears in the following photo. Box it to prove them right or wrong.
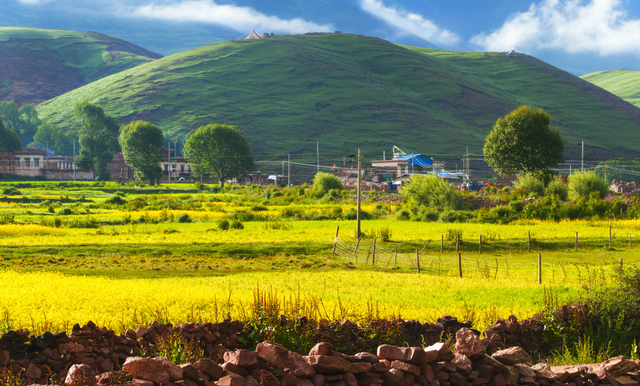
[36,33,640,159]
[581,69,640,108]
[0,27,160,104]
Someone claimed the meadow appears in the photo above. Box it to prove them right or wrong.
[0,181,638,336]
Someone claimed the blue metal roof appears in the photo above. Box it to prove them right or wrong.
[396,154,433,166]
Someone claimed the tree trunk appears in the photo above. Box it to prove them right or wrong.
[219,179,224,189]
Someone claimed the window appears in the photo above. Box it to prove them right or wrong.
[188,165,191,172]
[25,158,30,167]
[164,164,168,171]
[15,158,19,166]
[5,158,9,165]
[172,164,177,171]
[34,158,39,167]
[181,165,185,172]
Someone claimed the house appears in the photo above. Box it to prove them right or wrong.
[370,154,434,184]
[0,148,47,177]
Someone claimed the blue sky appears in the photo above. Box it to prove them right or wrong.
[7,0,640,74]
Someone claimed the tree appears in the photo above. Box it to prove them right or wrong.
[119,120,164,185]
[483,105,564,176]
[74,102,120,180]
[34,123,73,155]
[0,101,40,144]
[313,172,344,192]
[0,117,22,152]
[183,123,254,188]
[404,174,461,211]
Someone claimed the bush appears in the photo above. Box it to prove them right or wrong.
[229,220,244,229]
[56,208,73,215]
[2,187,21,196]
[545,178,569,200]
[217,219,230,231]
[313,172,344,192]
[513,173,545,197]
[440,210,473,223]
[403,175,461,211]
[396,209,411,220]
[344,209,371,220]
[105,195,126,205]
[374,227,392,242]
[177,214,191,223]
[568,171,608,200]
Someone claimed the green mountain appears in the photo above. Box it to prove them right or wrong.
[36,33,640,160]
[0,27,161,105]
[581,69,640,109]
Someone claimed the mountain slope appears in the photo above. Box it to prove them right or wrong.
[0,27,161,105]
[36,34,640,160]
[580,69,640,109]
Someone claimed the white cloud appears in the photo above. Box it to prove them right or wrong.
[17,0,49,3]
[472,0,640,56]
[359,0,460,46]
[130,0,333,34]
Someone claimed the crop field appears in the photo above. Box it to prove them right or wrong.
[0,181,638,335]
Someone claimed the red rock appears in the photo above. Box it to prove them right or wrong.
[286,352,315,378]
[281,374,297,386]
[454,328,485,359]
[502,366,519,386]
[177,380,199,386]
[519,376,536,385]
[25,364,43,379]
[348,362,372,374]
[382,369,404,386]
[224,350,259,370]
[452,354,472,375]
[98,359,113,373]
[402,372,414,386]
[354,353,379,364]
[250,370,279,386]
[65,364,96,386]
[344,373,357,386]
[531,363,557,381]
[491,374,506,386]
[424,343,454,362]
[310,374,324,386]
[491,347,531,366]
[156,357,184,382]
[244,375,259,386]
[67,343,85,354]
[135,327,149,338]
[133,380,154,386]
[123,357,170,384]
[390,361,420,376]
[616,375,640,386]
[377,346,426,365]
[421,364,434,383]
[303,355,349,374]
[475,365,494,379]
[471,378,490,385]
[515,364,536,379]
[435,371,449,382]
[223,363,250,376]
[194,358,224,379]
[296,379,314,386]
[217,373,245,386]
[449,372,466,386]
[180,364,200,382]
[309,342,334,356]
[257,342,290,369]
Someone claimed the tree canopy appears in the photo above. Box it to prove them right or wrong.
[483,105,564,176]
[34,123,73,156]
[74,102,120,180]
[0,101,41,144]
[0,117,22,152]
[119,120,164,185]
[183,123,254,188]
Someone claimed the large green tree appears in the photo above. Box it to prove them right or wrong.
[34,123,73,155]
[484,105,564,176]
[0,117,22,152]
[74,102,120,180]
[0,101,41,144]
[119,120,164,185]
[183,123,254,188]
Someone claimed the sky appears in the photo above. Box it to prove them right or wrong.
[6,0,640,75]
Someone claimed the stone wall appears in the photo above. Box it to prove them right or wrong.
[44,169,95,181]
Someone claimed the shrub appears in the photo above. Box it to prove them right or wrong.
[403,175,461,211]
[265,221,291,230]
[396,209,411,220]
[374,227,392,242]
[313,172,344,192]
[568,171,608,200]
[440,210,473,223]
[56,208,73,215]
[229,220,244,229]
[177,214,191,223]
[446,228,463,241]
[513,173,545,197]
[2,187,21,196]
[217,219,230,231]
[546,178,569,200]
[105,195,126,205]
[344,209,371,220]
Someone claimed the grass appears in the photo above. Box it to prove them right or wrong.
[35,34,640,159]
[581,69,640,108]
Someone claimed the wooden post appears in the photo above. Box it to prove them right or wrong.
[609,226,612,248]
[458,253,462,278]
[332,226,340,255]
[575,232,578,251]
[372,239,377,265]
[456,235,459,253]
[440,235,443,253]
[416,249,420,273]
[538,254,542,284]
[353,238,361,264]
[528,230,531,253]
[365,245,371,264]
[394,243,398,268]
[620,257,624,273]
[479,235,482,254]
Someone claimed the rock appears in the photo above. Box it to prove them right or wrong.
[490,374,506,386]
[390,361,420,376]
[616,375,640,386]
[344,373,357,386]
[135,327,149,338]
[177,380,199,386]
[133,380,154,386]
[244,375,259,386]
[297,379,314,386]
[502,367,519,386]
[479,354,505,371]
[123,357,171,384]
[449,372,466,385]
[224,350,259,370]
[403,372,415,386]
[257,342,290,369]
[282,374,298,386]
[180,364,201,382]
[354,353,379,364]
[157,357,184,382]
[25,364,43,379]
[491,347,531,366]
[531,363,557,381]
[454,328,485,359]
[223,363,250,376]
[304,355,350,374]
[217,374,245,386]
[514,364,536,379]
[310,374,324,386]
[98,359,114,373]
[382,369,404,386]
[309,342,334,356]
[377,345,426,365]
[250,370,279,386]
[194,358,224,379]
[285,352,315,378]
[452,354,472,375]
[424,343,454,362]
[65,364,96,386]
[474,365,494,380]
[347,362,372,374]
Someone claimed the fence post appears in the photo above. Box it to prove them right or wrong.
[440,235,443,253]
[456,235,459,253]
[394,243,398,268]
[620,257,624,274]
[365,245,371,264]
[538,254,542,284]
[575,232,578,251]
[458,253,462,278]
[416,249,420,273]
[372,239,377,265]
[354,238,360,264]
[629,234,632,250]
[479,235,482,254]
[609,226,612,248]
[332,226,340,255]
[528,230,531,252]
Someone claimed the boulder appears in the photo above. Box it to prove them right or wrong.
[304,355,350,374]
[514,364,536,379]
[452,354,472,375]
[25,364,43,379]
[344,373,357,386]
[390,361,420,376]
[157,357,184,382]
[257,342,290,369]
[285,352,315,378]
[250,370,280,386]
[424,343,454,362]
[281,374,298,386]
[309,342,334,356]
[347,362,372,374]
[531,363,557,381]
[377,345,426,365]
[194,358,224,379]
[354,352,379,364]
[244,375,259,386]
[381,369,404,386]
[224,349,260,370]
[491,347,531,366]
[454,328,485,359]
[217,373,245,386]
[65,364,97,386]
[123,357,170,384]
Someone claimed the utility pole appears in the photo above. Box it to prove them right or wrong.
[288,154,291,189]
[383,151,386,160]
[356,148,362,240]
[317,142,319,173]
[73,139,76,181]
[581,141,584,172]
[168,140,171,183]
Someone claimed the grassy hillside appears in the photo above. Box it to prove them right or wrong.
[37,33,640,160]
[581,69,640,108]
[0,27,161,105]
